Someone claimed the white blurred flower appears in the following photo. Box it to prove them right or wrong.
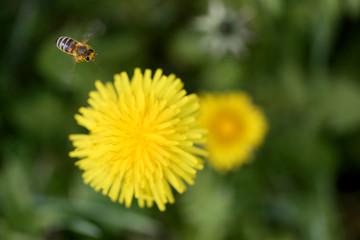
[193,1,252,58]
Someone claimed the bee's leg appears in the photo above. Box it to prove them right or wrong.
[71,57,77,72]
[93,59,100,70]
[62,57,77,87]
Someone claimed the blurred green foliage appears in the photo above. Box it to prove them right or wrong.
[1,0,360,239]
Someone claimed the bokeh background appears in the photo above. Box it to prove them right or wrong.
[1,0,360,239]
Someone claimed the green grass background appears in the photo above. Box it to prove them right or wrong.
[1,0,360,239]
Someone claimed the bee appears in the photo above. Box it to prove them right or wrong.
[55,36,96,63]
[55,20,106,64]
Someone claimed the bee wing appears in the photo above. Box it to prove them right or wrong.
[82,19,106,44]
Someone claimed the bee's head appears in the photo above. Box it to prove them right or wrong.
[85,48,95,62]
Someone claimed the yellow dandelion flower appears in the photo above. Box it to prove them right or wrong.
[199,92,267,172]
[69,68,207,211]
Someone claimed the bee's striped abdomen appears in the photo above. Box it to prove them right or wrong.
[56,36,76,53]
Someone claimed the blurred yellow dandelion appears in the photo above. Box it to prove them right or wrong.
[69,68,207,211]
[199,92,267,172]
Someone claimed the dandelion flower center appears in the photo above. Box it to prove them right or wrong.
[69,68,208,211]
[210,112,241,143]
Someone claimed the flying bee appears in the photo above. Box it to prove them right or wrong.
[56,36,96,63]
[55,20,106,64]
